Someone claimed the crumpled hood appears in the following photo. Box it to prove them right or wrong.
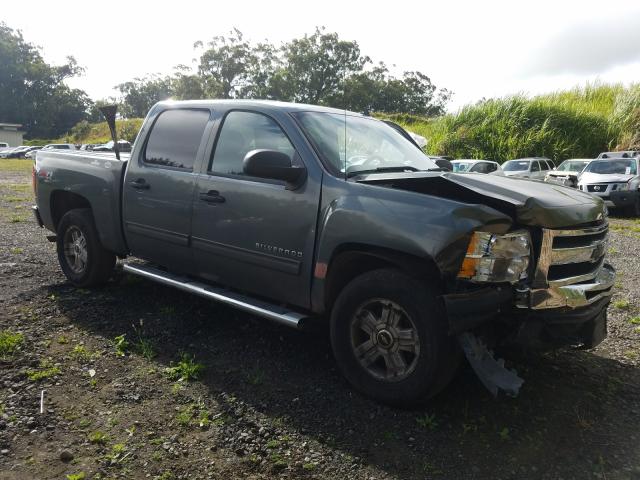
[578,172,635,184]
[357,172,606,228]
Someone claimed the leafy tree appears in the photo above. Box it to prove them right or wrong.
[0,22,90,138]
[115,27,451,118]
[116,75,173,118]
[196,29,254,98]
[276,27,369,105]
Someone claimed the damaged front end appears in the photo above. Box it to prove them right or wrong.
[442,219,614,396]
[357,172,615,396]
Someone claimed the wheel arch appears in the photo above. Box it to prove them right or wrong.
[323,244,443,313]
[50,190,91,231]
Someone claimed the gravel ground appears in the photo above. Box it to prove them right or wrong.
[1,160,640,480]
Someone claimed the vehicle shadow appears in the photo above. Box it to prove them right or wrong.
[49,275,640,480]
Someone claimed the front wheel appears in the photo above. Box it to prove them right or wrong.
[56,208,116,287]
[330,269,460,407]
[625,195,640,217]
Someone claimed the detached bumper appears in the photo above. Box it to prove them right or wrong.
[521,263,615,310]
[442,264,614,350]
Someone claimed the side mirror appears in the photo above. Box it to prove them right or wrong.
[243,149,307,188]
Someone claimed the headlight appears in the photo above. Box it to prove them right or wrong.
[458,230,531,283]
[614,182,630,191]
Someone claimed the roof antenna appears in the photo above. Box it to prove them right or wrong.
[99,104,120,160]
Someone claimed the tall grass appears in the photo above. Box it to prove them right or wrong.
[384,83,640,163]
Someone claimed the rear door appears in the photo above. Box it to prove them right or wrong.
[190,109,321,309]
[123,108,211,274]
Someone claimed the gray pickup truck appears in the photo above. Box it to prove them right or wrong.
[32,100,615,406]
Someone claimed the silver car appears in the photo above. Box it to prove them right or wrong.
[502,158,553,180]
[544,159,592,188]
[451,159,504,175]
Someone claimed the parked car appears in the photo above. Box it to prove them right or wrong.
[33,100,614,405]
[578,157,640,215]
[0,142,9,148]
[451,159,504,175]
[79,144,100,151]
[0,146,21,158]
[92,140,132,153]
[544,158,592,188]
[597,151,639,159]
[502,157,553,179]
[25,147,43,159]
[42,143,77,151]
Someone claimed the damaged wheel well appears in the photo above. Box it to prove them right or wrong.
[325,245,442,311]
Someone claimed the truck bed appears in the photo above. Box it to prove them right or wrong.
[35,149,130,254]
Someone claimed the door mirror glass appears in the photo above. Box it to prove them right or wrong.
[243,149,307,188]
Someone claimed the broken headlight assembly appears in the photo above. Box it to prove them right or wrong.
[457,230,531,283]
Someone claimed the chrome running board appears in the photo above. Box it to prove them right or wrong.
[122,263,307,329]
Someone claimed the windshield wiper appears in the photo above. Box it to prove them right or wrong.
[347,166,422,178]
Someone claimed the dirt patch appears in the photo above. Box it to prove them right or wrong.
[1,166,640,479]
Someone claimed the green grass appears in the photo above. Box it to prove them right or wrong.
[613,299,631,310]
[382,82,640,162]
[0,330,24,358]
[0,159,33,173]
[164,353,205,382]
[88,430,109,445]
[26,359,61,381]
[113,334,129,357]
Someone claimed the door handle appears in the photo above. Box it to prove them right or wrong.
[129,179,150,190]
[199,190,225,203]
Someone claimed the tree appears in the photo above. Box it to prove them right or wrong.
[0,22,91,138]
[196,29,254,98]
[116,75,173,118]
[276,27,369,105]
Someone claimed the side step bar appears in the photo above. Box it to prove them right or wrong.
[122,263,308,329]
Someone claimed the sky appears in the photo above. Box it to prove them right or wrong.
[2,0,640,111]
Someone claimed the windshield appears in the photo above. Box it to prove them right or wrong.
[293,112,438,176]
[452,162,472,172]
[557,160,590,172]
[584,159,637,175]
[503,160,529,171]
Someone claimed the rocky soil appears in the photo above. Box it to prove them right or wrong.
[1,160,639,480]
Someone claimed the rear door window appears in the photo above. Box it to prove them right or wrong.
[531,161,540,172]
[144,109,210,171]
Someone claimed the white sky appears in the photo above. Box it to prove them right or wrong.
[3,0,640,111]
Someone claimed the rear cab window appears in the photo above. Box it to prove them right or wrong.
[144,109,210,170]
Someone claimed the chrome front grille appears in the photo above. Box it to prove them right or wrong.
[533,223,609,288]
[523,222,615,309]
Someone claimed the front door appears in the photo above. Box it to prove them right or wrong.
[190,110,321,308]
[122,108,211,273]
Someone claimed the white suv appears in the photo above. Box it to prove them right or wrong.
[578,158,640,215]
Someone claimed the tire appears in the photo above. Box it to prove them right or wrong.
[625,196,640,217]
[56,208,116,287]
[330,269,460,407]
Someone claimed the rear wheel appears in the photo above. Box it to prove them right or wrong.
[330,269,460,407]
[56,208,115,287]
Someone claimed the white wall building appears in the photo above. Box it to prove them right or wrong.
[0,123,25,146]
